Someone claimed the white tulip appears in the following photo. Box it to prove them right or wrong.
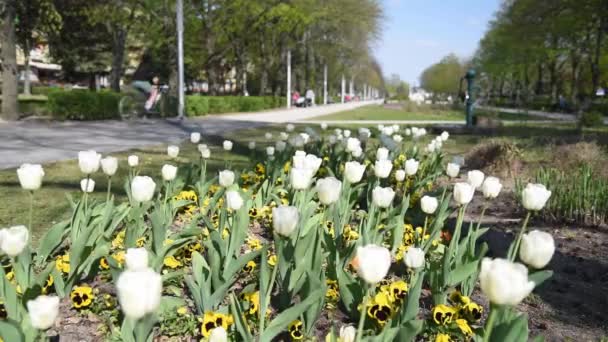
[453,182,474,205]
[167,145,180,158]
[420,196,438,214]
[315,177,342,205]
[276,141,286,152]
[482,177,502,199]
[351,146,363,158]
[304,154,322,173]
[479,258,535,306]
[440,131,449,141]
[101,157,118,176]
[218,170,235,187]
[128,155,139,167]
[0,225,29,257]
[392,124,400,131]
[346,137,361,153]
[223,140,233,151]
[80,178,95,193]
[125,248,149,271]
[290,168,314,190]
[289,134,305,147]
[117,268,162,319]
[395,169,406,182]
[209,327,228,342]
[299,132,311,144]
[339,326,356,342]
[295,150,306,157]
[404,247,425,269]
[344,161,366,183]
[225,190,243,210]
[320,122,328,130]
[27,295,60,330]
[426,141,437,153]
[266,146,275,156]
[17,163,44,190]
[201,148,211,159]
[467,170,485,189]
[248,141,256,150]
[161,164,177,181]
[522,183,552,211]
[197,144,208,153]
[404,159,419,176]
[264,132,273,140]
[404,128,411,136]
[343,130,351,138]
[190,132,201,143]
[372,186,395,208]
[393,134,403,143]
[446,163,460,178]
[358,127,371,140]
[272,206,299,237]
[328,135,337,145]
[335,128,343,135]
[286,123,295,132]
[354,244,391,284]
[519,230,555,269]
[374,159,393,179]
[376,147,389,160]
[279,132,289,141]
[78,150,101,174]
[131,176,156,203]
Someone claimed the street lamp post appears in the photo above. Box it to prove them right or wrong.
[464,69,476,127]
[323,64,328,105]
[286,50,291,109]
[176,0,185,119]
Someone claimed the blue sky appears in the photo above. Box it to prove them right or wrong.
[376,0,501,85]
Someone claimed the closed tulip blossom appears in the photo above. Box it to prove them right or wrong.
[404,247,425,269]
[374,159,393,179]
[315,177,342,205]
[446,163,460,178]
[440,131,449,141]
[272,206,299,237]
[161,164,178,181]
[320,122,328,130]
[286,123,295,132]
[353,244,391,284]
[420,196,439,214]
[343,129,351,138]
[467,170,485,190]
[376,147,389,160]
[101,157,118,176]
[479,258,535,306]
[522,183,552,211]
[27,295,60,330]
[128,155,139,167]
[266,146,275,156]
[519,230,555,269]
[290,168,314,190]
[0,225,29,257]
[167,145,180,158]
[17,163,44,190]
[393,134,403,143]
[197,144,208,153]
[276,141,287,152]
[372,186,395,208]
[125,248,149,271]
[80,178,95,193]
[131,176,156,203]
[265,132,273,140]
[482,177,502,199]
[279,132,289,141]
[405,159,419,176]
[395,169,406,182]
[248,141,256,150]
[190,132,201,143]
[303,154,322,173]
[344,161,366,183]
[223,140,233,151]
[346,137,361,153]
[117,268,162,319]
[209,327,228,342]
[218,170,235,187]
[453,182,474,205]
[225,190,244,210]
[351,146,363,158]
[339,326,356,342]
[78,150,102,174]
[201,148,211,159]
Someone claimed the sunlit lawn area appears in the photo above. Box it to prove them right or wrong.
[308,104,465,121]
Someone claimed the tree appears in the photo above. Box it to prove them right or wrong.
[385,73,409,100]
[1,0,19,120]
[420,54,465,96]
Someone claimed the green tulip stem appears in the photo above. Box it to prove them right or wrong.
[508,211,532,261]
[355,285,370,342]
[28,191,34,232]
[483,305,498,342]
[106,176,112,202]
[259,247,279,334]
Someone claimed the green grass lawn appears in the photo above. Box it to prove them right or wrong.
[475,110,559,121]
[308,104,465,121]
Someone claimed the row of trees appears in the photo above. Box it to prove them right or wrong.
[1,0,385,120]
[419,54,467,97]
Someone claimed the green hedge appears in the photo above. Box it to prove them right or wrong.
[47,90,121,120]
[185,95,282,116]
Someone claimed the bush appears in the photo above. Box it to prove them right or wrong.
[18,98,48,116]
[185,96,209,116]
[47,90,121,120]
[185,96,283,116]
[579,111,604,127]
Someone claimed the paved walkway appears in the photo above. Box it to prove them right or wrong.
[0,100,381,169]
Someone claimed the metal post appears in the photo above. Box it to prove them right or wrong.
[176,0,185,118]
[286,50,291,109]
[349,77,354,97]
[323,64,328,105]
[341,74,345,103]
[465,69,476,127]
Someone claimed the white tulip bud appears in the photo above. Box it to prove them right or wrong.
[393,134,403,143]
[266,146,275,156]
[190,132,201,143]
[346,138,361,153]
[374,159,393,178]
[315,177,342,205]
[339,326,356,342]
[161,164,177,181]
[354,244,391,284]
[482,177,502,199]
[223,140,233,151]
[17,163,44,190]
[467,170,485,189]
[279,132,289,141]
[131,176,156,203]
[167,145,179,158]
[376,147,389,160]
[395,169,406,182]
[201,148,211,159]
[218,170,235,187]
[0,225,29,257]
[128,155,139,167]
[372,186,395,208]
[351,146,363,158]
[197,144,208,153]
[522,183,552,211]
[344,161,366,183]
[320,122,328,130]
[479,258,534,305]
[125,248,149,271]
[101,157,118,176]
[446,163,460,178]
[404,247,425,269]
[286,123,295,132]
[78,150,101,174]
[440,131,449,141]
[420,196,438,214]
[300,132,311,144]
[209,327,228,342]
[405,128,411,136]
[328,135,337,145]
[519,230,555,269]
[272,206,299,237]
[225,190,243,210]
[80,178,95,193]
[343,129,351,138]
[290,168,314,190]
[265,132,273,140]
[404,159,419,176]
[453,182,474,205]
[27,295,60,330]
[276,141,286,152]
[117,268,162,319]
[248,141,256,150]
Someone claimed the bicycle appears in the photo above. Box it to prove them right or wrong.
[119,84,174,120]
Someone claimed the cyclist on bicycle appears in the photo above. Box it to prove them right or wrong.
[144,76,161,112]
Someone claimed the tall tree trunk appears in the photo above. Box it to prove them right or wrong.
[570,51,580,107]
[548,60,558,103]
[1,1,18,120]
[535,62,543,96]
[590,18,603,93]
[110,27,127,92]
